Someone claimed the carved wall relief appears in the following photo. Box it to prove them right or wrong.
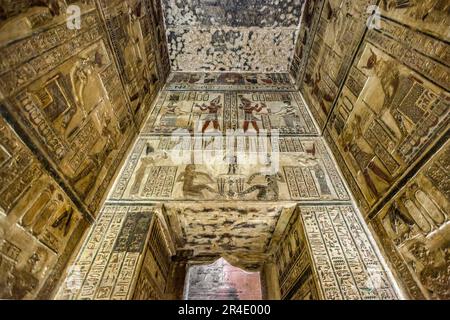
[0,1,94,45]
[298,0,378,129]
[0,0,170,300]
[290,0,325,86]
[379,0,450,40]
[292,1,449,131]
[56,205,175,300]
[0,117,88,299]
[326,23,449,215]
[133,217,174,300]
[109,136,349,202]
[292,1,450,214]
[150,0,171,81]
[5,40,135,214]
[288,269,318,300]
[96,0,170,127]
[371,141,449,299]
[143,90,318,135]
[0,0,170,215]
[271,205,399,300]
[0,2,100,98]
[274,209,318,300]
[291,0,449,300]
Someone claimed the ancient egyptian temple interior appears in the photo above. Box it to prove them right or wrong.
[0,0,448,301]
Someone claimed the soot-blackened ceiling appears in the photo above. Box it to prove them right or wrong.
[162,0,303,72]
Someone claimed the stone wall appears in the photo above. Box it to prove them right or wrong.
[0,0,169,299]
[290,0,449,299]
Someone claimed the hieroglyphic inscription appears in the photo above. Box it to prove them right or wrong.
[55,205,155,300]
[300,205,398,300]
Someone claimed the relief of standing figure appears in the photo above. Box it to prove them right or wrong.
[194,96,222,133]
[239,97,267,134]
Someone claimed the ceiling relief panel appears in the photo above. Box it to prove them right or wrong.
[166,72,295,91]
[142,90,318,135]
[166,28,298,72]
[109,136,349,203]
[163,0,303,27]
[162,0,303,72]
[1,23,136,215]
[274,210,319,300]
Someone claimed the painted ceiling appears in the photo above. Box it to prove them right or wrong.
[162,0,304,72]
